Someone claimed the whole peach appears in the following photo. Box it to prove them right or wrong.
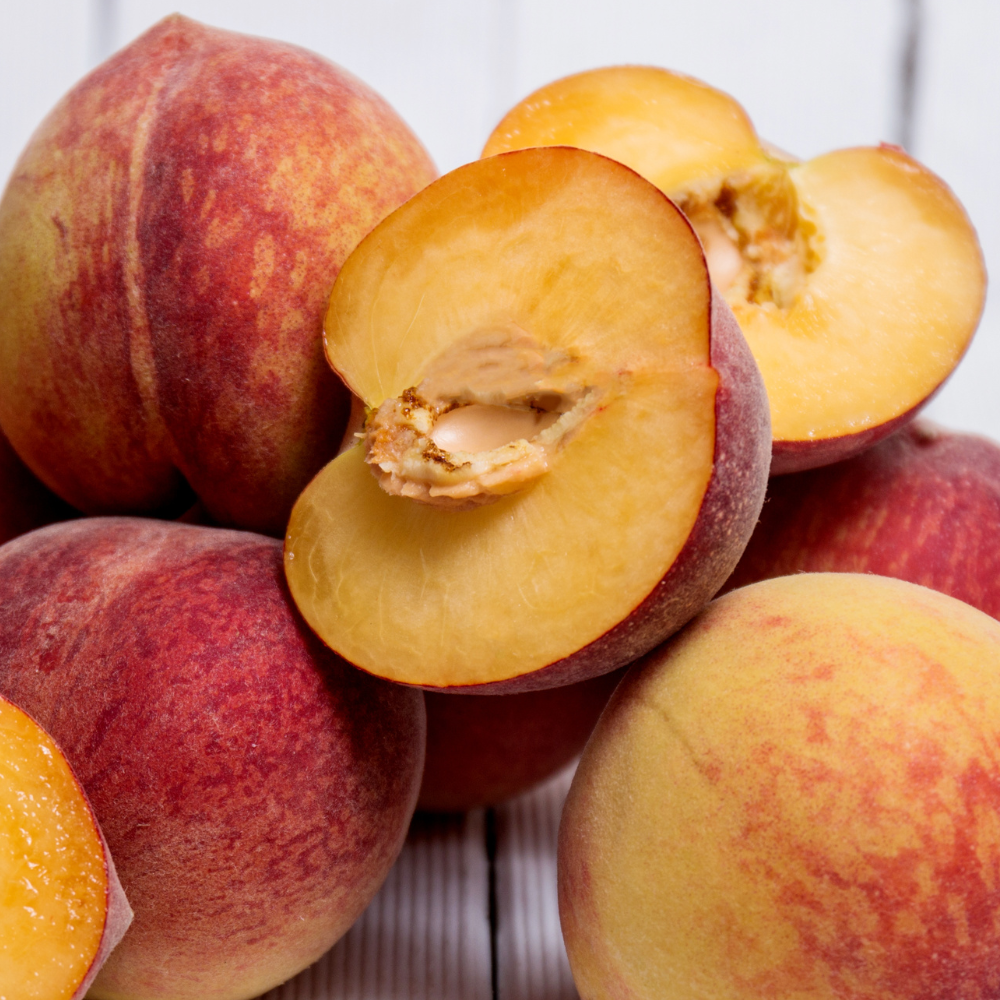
[560,574,1000,1000]
[0,15,436,535]
[0,517,426,1000]
[418,670,623,812]
[726,420,1000,618]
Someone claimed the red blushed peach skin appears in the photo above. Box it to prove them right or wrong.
[726,420,1000,616]
[559,573,1000,1000]
[0,518,426,1000]
[485,67,986,473]
[768,398,925,475]
[418,670,624,812]
[0,694,132,1000]
[0,15,436,535]
[285,147,770,693]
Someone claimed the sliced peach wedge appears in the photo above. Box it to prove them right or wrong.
[0,694,131,999]
[284,147,770,693]
[484,67,987,473]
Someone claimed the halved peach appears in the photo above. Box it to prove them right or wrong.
[484,67,986,473]
[284,146,770,692]
[0,694,131,999]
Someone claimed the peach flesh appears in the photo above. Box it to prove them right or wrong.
[0,517,425,1000]
[0,15,436,535]
[484,67,986,472]
[560,573,1000,1000]
[287,146,770,692]
[0,694,131,1000]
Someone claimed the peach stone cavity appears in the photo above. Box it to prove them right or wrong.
[363,327,602,508]
[676,164,819,309]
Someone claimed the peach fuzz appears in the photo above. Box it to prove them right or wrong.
[0,15,436,535]
[485,67,986,473]
[0,694,131,999]
[560,573,1000,1000]
[0,517,426,1000]
[286,147,771,693]
[726,420,1000,617]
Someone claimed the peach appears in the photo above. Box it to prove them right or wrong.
[0,517,425,1000]
[0,15,436,535]
[727,420,1000,616]
[560,573,1000,1000]
[0,693,131,999]
[418,670,623,812]
[485,67,986,472]
[285,146,770,692]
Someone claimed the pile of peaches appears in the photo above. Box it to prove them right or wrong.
[0,15,998,1000]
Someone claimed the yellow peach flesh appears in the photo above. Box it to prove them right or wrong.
[484,66,764,193]
[0,699,107,999]
[323,150,711,393]
[289,371,714,687]
[738,147,985,443]
[286,148,726,689]
[484,67,986,453]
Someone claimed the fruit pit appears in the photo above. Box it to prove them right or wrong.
[676,164,820,309]
[364,327,603,508]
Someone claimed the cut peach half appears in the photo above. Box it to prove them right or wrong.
[284,146,770,693]
[484,67,987,473]
[0,694,131,999]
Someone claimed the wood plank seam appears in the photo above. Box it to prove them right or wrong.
[896,0,923,149]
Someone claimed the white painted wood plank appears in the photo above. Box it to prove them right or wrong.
[495,765,578,1000]
[0,0,91,190]
[256,811,492,1000]
[511,0,902,160]
[91,0,905,183]
[916,0,1000,441]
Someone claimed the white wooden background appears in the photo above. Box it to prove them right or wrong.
[1,2,998,997]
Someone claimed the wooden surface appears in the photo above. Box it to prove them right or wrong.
[495,770,577,1000]
[256,767,576,1000]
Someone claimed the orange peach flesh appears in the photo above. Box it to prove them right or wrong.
[560,574,1000,1000]
[0,697,109,999]
[484,67,986,454]
[286,147,719,689]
